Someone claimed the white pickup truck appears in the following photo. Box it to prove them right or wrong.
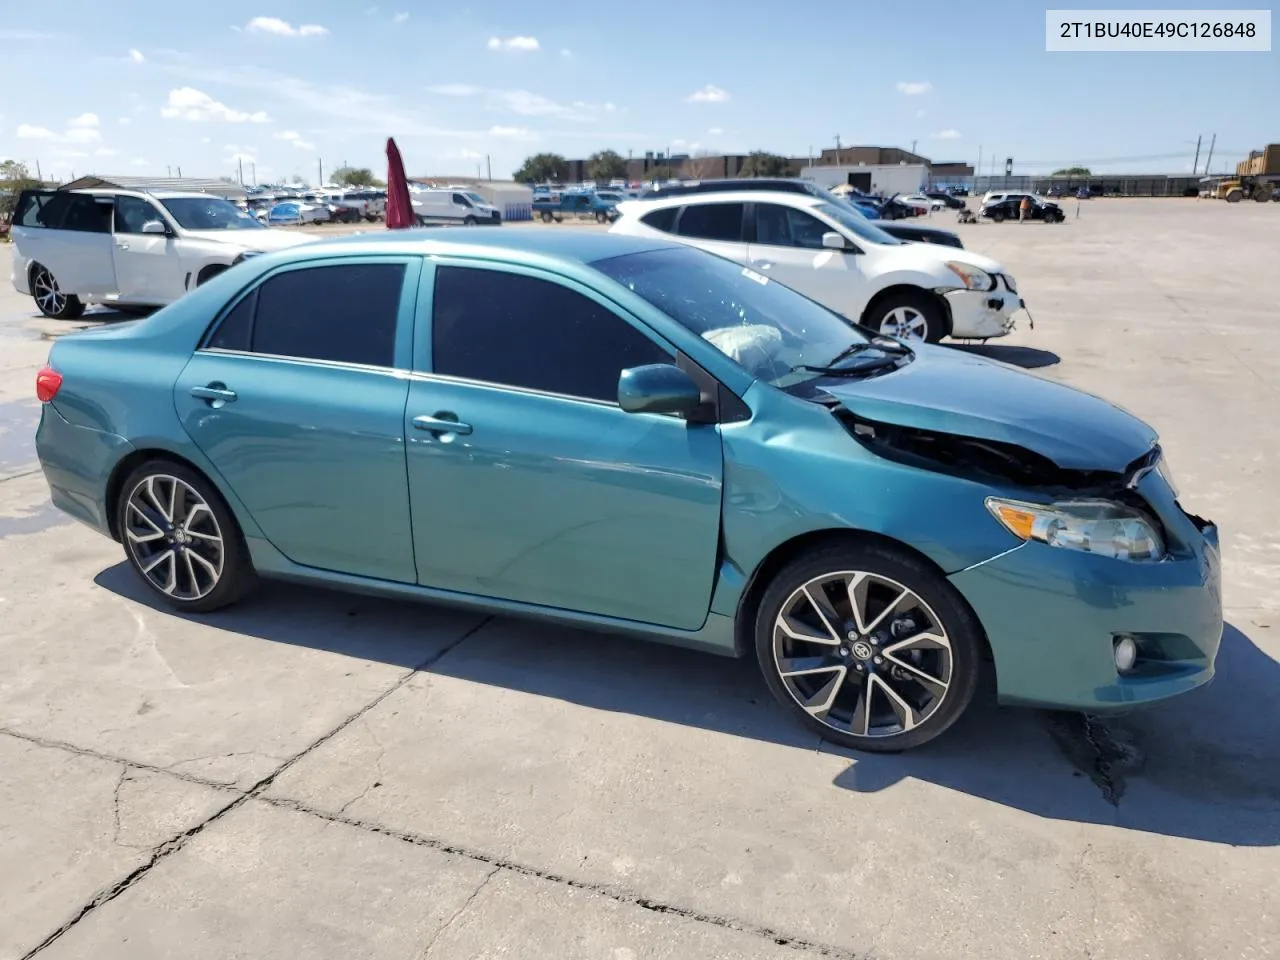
[10,187,316,318]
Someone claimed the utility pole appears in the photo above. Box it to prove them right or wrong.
[167,165,172,177]
[36,159,43,182]
[317,158,323,186]
[486,154,492,181]
[238,157,244,185]
[1203,133,1216,176]
[976,145,982,188]
[176,166,182,178]
[251,162,256,185]
[1191,135,1202,175]
[911,139,917,154]
[834,135,842,166]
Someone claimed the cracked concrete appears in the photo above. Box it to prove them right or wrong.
[1,204,1279,959]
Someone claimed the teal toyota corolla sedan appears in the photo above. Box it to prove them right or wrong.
[33,229,1223,751]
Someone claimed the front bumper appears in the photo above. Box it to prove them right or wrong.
[949,500,1222,713]
[941,286,1024,339]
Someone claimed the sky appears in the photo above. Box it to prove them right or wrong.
[1,0,1276,185]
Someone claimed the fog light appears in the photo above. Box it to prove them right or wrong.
[1114,635,1138,673]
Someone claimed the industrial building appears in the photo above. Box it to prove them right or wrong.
[1236,144,1280,176]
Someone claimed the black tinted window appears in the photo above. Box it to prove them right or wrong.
[14,190,56,227]
[432,266,670,403]
[34,193,112,233]
[639,206,678,233]
[250,263,405,366]
[676,203,743,241]
[754,204,831,249]
[208,289,256,351]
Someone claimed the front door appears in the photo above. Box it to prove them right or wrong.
[406,261,724,630]
[112,195,184,304]
[173,257,421,582]
[748,202,868,319]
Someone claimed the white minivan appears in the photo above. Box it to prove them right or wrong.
[10,188,316,318]
[610,191,1027,342]
[410,187,502,226]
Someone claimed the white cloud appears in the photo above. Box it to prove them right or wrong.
[489,125,537,140]
[94,147,120,156]
[603,102,616,112]
[930,128,962,140]
[428,83,482,97]
[486,35,539,51]
[68,113,99,129]
[560,48,572,57]
[459,149,484,160]
[0,29,55,40]
[17,124,58,141]
[686,85,729,103]
[392,11,409,23]
[118,117,132,125]
[245,17,328,37]
[200,136,211,143]
[161,87,269,123]
[708,127,723,135]
[17,116,101,145]
[896,81,932,95]
[274,129,316,150]
[128,48,145,63]
[130,158,148,167]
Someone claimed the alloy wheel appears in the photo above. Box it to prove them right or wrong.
[32,267,66,316]
[123,474,225,601]
[771,570,953,738]
[878,306,929,340]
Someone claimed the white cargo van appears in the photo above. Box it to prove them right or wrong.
[410,188,502,226]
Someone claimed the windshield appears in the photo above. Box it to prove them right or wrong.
[592,246,869,388]
[465,192,486,205]
[160,197,264,230]
[812,202,902,245]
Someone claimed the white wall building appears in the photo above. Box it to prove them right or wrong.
[799,163,929,197]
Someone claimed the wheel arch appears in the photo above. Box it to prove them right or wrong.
[196,262,232,286]
[104,446,251,543]
[859,283,953,338]
[731,527,991,661]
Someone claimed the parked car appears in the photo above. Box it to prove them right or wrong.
[1076,186,1091,199]
[412,188,502,226]
[266,201,331,226]
[981,196,1066,223]
[533,190,619,223]
[10,188,315,318]
[611,191,1022,341]
[32,229,1222,752]
[925,191,967,210]
[901,194,945,212]
[882,221,964,248]
[876,195,925,220]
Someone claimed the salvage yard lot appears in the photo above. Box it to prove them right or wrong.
[1,198,1277,960]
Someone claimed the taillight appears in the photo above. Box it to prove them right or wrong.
[36,365,62,403]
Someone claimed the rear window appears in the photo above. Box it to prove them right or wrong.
[675,203,744,242]
[639,206,678,233]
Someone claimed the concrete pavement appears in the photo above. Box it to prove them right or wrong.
[1,201,1277,960]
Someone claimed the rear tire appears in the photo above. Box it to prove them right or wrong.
[991,211,1006,223]
[463,215,477,226]
[116,460,257,613]
[540,211,553,223]
[754,541,982,752]
[30,264,85,319]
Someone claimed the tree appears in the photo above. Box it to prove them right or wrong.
[1051,166,1092,177]
[585,149,626,182]
[331,166,384,187]
[1,160,42,219]
[642,165,675,182]
[513,152,569,183]
[738,151,794,178]
[685,151,720,179]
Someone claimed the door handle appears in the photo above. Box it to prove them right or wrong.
[752,260,774,270]
[190,384,237,403]
[413,414,472,436]
[115,241,129,250]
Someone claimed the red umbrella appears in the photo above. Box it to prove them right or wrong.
[384,137,415,229]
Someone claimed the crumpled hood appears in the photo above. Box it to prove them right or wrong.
[183,229,318,251]
[821,344,1156,471]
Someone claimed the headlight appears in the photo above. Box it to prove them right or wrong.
[986,497,1166,561]
[945,261,995,291]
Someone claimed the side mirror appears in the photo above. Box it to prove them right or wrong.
[821,231,848,250]
[618,364,703,417]
[141,220,167,235]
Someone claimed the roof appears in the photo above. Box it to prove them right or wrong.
[59,175,247,199]
[299,226,676,265]
[625,190,824,210]
[64,188,240,201]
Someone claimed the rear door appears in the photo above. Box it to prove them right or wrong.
[747,202,868,317]
[13,191,117,296]
[671,201,747,263]
[174,256,422,583]
[111,195,184,304]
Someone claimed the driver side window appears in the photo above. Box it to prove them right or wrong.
[113,195,164,235]
[754,204,831,250]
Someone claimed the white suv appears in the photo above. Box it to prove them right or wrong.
[10,188,316,318]
[611,191,1026,341]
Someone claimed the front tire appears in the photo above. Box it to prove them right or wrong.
[865,290,945,343]
[991,210,1006,223]
[755,542,982,752]
[116,461,257,613]
[463,215,477,226]
[30,264,85,319]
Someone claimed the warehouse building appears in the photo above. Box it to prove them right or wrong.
[1236,144,1280,176]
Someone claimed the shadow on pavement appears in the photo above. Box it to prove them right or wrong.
[95,563,1277,847]
[950,342,1061,369]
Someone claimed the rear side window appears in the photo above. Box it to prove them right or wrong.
[675,203,744,242]
[639,206,678,233]
[21,192,112,232]
[207,263,405,367]
[431,266,670,402]
[13,190,56,227]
